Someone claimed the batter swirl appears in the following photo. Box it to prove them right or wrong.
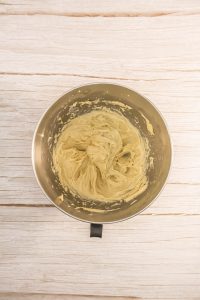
[53,110,149,201]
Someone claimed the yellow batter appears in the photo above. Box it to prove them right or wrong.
[53,110,149,201]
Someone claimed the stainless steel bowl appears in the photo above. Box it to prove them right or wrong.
[32,83,172,236]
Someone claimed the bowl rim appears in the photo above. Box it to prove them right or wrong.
[32,82,173,224]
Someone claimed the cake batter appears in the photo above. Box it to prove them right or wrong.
[53,110,149,201]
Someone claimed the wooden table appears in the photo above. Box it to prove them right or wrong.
[0,1,200,299]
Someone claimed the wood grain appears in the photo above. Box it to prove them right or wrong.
[0,1,200,299]
[0,15,200,77]
[0,0,200,16]
[0,294,136,300]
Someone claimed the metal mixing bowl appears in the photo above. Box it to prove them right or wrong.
[32,83,172,236]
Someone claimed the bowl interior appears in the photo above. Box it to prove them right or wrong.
[32,83,172,223]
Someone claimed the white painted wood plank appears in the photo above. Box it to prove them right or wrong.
[0,143,199,182]
[1,180,199,216]
[0,207,200,299]
[0,0,200,16]
[0,15,200,77]
[1,74,200,113]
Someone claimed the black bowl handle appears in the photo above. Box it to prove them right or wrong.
[90,223,103,238]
